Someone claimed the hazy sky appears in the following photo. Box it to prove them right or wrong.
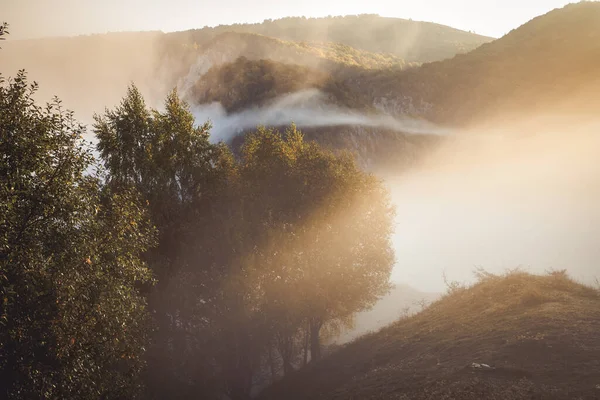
[3,0,576,39]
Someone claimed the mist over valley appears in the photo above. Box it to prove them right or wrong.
[2,3,600,399]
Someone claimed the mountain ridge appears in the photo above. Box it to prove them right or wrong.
[183,3,600,131]
[167,14,493,63]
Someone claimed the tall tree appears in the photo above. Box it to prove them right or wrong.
[95,86,235,399]
[0,71,154,399]
[239,125,395,362]
[96,87,395,399]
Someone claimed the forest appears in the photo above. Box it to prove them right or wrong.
[1,21,395,396]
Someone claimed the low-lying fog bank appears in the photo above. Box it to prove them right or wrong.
[386,116,600,292]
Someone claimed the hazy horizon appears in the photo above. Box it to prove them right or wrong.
[3,0,578,40]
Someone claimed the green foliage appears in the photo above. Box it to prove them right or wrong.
[95,85,235,399]
[0,71,154,399]
[0,22,8,46]
[94,86,230,279]
[191,56,370,113]
[238,125,395,361]
[96,85,395,399]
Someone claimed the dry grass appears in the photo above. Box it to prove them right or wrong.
[260,271,600,399]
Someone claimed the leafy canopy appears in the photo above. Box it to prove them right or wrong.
[0,71,154,399]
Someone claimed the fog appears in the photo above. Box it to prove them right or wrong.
[3,34,598,296]
[190,89,452,143]
[191,88,600,294]
[387,117,600,292]
[0,33,172,128]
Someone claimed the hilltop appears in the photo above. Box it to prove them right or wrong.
[167,15,492,63]
[3,4,598,130]
[185,3,600,129]
[0,14,486,121]
[349,2,600,125]
[260,271,600,399]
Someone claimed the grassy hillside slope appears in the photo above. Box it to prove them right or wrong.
[259,272,600,400]
[187,3,600,128]
[353,2,600,125]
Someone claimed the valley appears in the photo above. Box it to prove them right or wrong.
[2,2,600,399]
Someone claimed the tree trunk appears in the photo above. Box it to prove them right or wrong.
[277,332,294,376]
[302,321,309,367]
[282,357,294,376]
[309,318,322,362]
[268,344,277,383]
[227,366,253,400]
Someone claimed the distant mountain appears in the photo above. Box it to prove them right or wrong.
[167,15,492,63]
[186,3,600,131]
[348,2,600,125]
[259,272,600,400]
[3,4,598,170]
[0,15,488,122]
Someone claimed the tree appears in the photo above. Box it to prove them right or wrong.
[237,125,395,363]
[0,71,154,399]
[0,22,8,42]
[95,86,395,399]
[95,85,235,399]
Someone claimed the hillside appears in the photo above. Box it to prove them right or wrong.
[167,15,492,63]
[349,2,600,125]
[187,56,371,112]
[192,32,411,70]
[185,3,600,130]
[333,284,439,344]
[260,272,600,399]
[0,14,487,122]
[4,4,598,131]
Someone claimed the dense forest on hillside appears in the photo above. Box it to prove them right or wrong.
[189,57,373,112]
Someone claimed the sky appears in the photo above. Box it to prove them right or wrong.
[3,0,577,39]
